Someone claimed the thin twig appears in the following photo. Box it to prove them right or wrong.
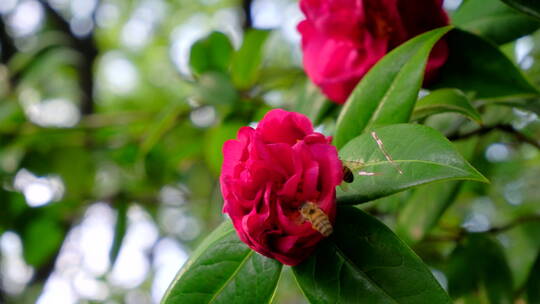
[448,124,540,150]
[0,258,5,304]
[425,214,540,242]
[242,0,253,30]
[487,214,540,234]
[38,0,99,115]
[0,18,16,63]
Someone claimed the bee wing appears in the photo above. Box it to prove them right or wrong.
[358,171,382,176]
[294,213,307,225]
[371,131,403,175]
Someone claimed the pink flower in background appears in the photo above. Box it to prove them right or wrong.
[220,109,343,265]
[298,0,450,104]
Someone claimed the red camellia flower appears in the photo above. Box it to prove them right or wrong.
[298,0,450,104]
[220,109,343,265]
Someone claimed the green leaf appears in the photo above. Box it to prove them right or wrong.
[109,201,128,267]
[194,72,239,105]
[189,32,234,76]
[502,0,540,20]
[432,29,539,100]
[452,0,540,45]
[337,124,487,205]
[396,181,462,244]
[412,89,482,123]
[231,29,271,89]
[527,253,540,304]
[334,26,452,149]
[204,122,244,175]
[503,222,540,288]
[445,234,513,304]
[293,206,451,304]
[295,80,335,126]
[162,221,282,304]
[22,216,64,267]
[138,104,188,160]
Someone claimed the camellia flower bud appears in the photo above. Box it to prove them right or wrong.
[220,109,343,265]
[298,0,450,104]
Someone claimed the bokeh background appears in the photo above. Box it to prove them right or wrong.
[0,0,539,303]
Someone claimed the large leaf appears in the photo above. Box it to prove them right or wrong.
[502,0,540,20]
[334,26,452,149]
[189,32,234,76]
[162,221,282,304]
[412,89,482,123]
[432,29,539,100]
[293,206,451,304]
[337,124,487,205]
[445,234,513,304]
[452,0,540,45]
[231,29,271,89]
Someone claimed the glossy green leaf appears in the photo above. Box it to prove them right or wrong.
[432,29,539,100]
[412,89,481,123]
[189,32,234,76]
[231,29,271,89]
[446,234,513,304]
[162,221,282,304]
[334,26,452,149]
[337,124,487,205]
[293,206,451,304]
[527,253,540,304]
[452,0,540,45]
[502,0,540,20]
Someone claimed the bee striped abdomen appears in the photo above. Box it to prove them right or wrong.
[311,214,333,237]
[300,202,333,237]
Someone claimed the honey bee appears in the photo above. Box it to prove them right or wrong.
[341,131,403,186]
[343,166,354,183]
[299,202,333,237]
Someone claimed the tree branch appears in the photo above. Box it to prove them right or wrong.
[38,0,98,115]
[0,18,16,63]
[425,214,540,243]
[0,255,6,304]
[487,214,540,234]
[447,124,540,150]
[242,0,253,30]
